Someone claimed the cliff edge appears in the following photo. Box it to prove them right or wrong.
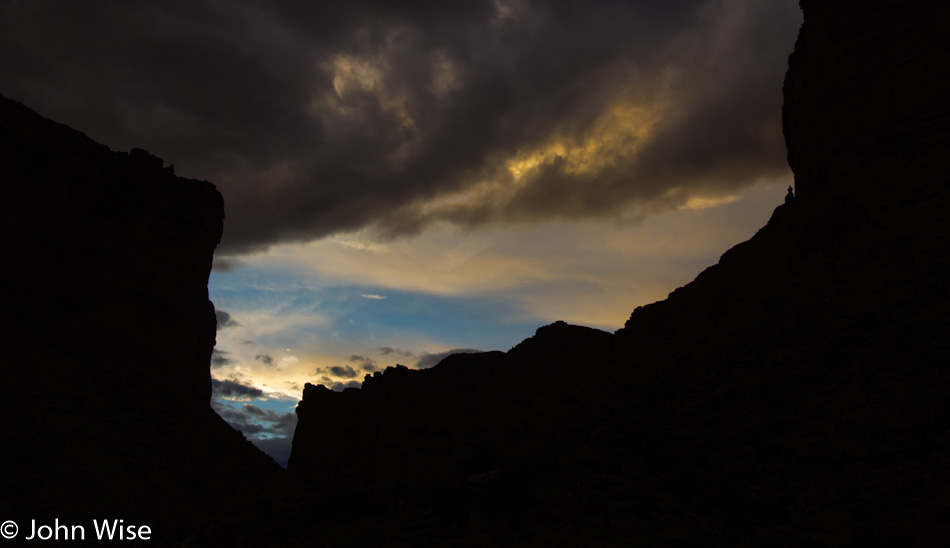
[0,94,278,540]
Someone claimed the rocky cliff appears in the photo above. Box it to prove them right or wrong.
[0,94,278,540]
[290,321,613,471]
[279,0,950,544]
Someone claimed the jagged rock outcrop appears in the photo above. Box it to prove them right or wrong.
[290,321,612,471]
[278,1,950,544]
[0,94,278,541]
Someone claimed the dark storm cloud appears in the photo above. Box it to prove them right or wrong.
[215,310,240,330]
[212,378,264,399]
[0,1,801,255]
[416,348,483,369]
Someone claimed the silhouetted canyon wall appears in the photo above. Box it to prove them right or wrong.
[283,1,950,543]
[783,0,950,206]
[0,94,277,539]
[1,94,222,404]
[290,321,612,470]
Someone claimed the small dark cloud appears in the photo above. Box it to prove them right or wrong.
[348,354,380,372]
[329,380,362,391]
[242,340,257,345]
[309,370,364,391]
[212,256,245,272]
[416,348,483,369]
[211,348,233,368]
[213,404,246,423]
[378,346,415,358]
[312,363,373,379]
[211,378,263,400]
[329,365,359,378]
[215,309,241,331]
[242,404,298,437]
[255,354,275,366]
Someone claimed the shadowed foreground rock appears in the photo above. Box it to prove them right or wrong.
[0,94,278,542]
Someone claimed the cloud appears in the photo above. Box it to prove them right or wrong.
[211,399,298,467]
[215,310,241,330]
[241,404,298,437]
[211,378,264,400]
[309,367,365,391]
[212,256,246,272]
[0,1,801,256]
[360,294,386,300]
[329,380,362,391]
[378,347,415,358]
[348,354,380,372]
[329,365,359,379]
[311,362,369,381]
[415,348,483,369]
[211,348,233,368]
[255,353,276,366]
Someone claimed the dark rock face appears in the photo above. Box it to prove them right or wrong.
[280,1,950,544]
[0,94,277,540]
[2,97,221,405]
[783,0,950,206]
[290,321,613,471]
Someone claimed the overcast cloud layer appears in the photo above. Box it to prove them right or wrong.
[0,0,801,255]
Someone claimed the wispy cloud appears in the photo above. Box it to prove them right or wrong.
[360,294,386,300]
[255,181,789,328]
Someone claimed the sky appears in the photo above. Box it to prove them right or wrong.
[0,0,803,465]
